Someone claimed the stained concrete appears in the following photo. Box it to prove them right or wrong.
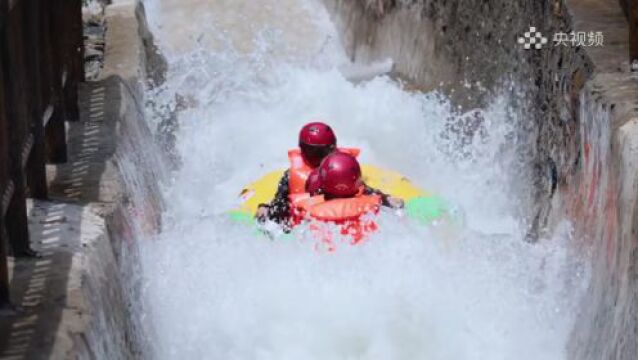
[566,78,638,358]
[322,0,597,241]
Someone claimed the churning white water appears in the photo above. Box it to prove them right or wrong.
[139,0,588,359]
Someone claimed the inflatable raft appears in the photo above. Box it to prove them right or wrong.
[229,164,456,229]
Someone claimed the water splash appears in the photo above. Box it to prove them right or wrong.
[139,0,588,358]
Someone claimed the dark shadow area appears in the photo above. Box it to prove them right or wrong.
[0,201,75,360]
[0,78,117,359]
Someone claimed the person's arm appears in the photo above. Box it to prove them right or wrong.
[256,170,291,223]
[363,183,404,209]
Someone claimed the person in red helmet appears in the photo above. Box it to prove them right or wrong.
[289,152,385,243]
[256,122,403,227]
[318,152,363,198]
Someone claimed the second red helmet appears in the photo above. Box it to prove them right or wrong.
[319,152,363,197]
[299,122,337,167]
[299,122,337,147]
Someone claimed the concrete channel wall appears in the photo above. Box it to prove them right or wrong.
[321,0,638,358]
[0,1,163,358]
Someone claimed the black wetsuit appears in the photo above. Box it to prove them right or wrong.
[261,170,393,227]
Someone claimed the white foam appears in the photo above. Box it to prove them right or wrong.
[140,0,589,359]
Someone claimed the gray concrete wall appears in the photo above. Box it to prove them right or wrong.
[322,0,595,239]
[0,1,164,358]
[322,0,638,358]
[78,1,166,358]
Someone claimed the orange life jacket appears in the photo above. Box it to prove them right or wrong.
[289,190,381,247]
[290,187,380,222]
[287,147,361,195]
[291,193,380,222]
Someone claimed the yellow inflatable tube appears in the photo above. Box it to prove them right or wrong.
[230,165,450,226]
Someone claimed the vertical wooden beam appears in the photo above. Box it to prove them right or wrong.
[22,0,47,199]
[630,0,638,71]
[38,0,54,104]
[2,0,35,257]
[0,203,9,306]
[0,223,9,307]
[44,0,67,163]
[0,0,11,308]
[63,0,84,122]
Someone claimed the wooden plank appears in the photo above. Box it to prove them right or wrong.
[22,0,47,198]
[2,0,35,257]
[0,0,10,306]
[38,0,54,113]
[44,0,68,163]
[37,0,59,163]
[630,0,638,70]
[0,0,8,189]
[0,221,9,307]
[62,0,84,122]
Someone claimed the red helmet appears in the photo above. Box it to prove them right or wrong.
[319,152,363,198]
[299,122,337,167]
[305,169,322,195]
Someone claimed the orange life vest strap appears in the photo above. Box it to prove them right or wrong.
[288,149,313,195]
[309,195,380,222]
[291,190,380,223]
[290,193,324,208]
